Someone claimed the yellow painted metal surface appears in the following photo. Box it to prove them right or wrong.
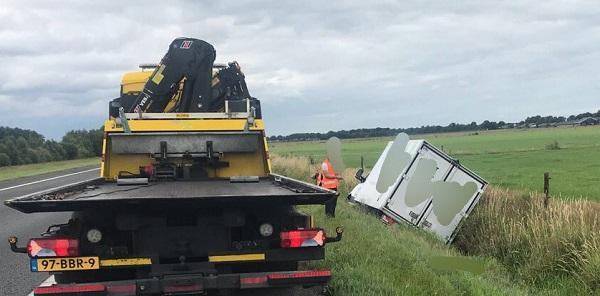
[150,64,165,85]
[101,118,269,180]
[263,137,272,173]
[99,135,107,177]
[163,85,183,112]
[104,119,264,132]
[121,71,152,95]
[208,253,265,262]
[107,69,271,181]
[34,257,100,272]
[119,70,183,113]
[100,258,152,267]
[104,154,154,180]
[216,151,267,177]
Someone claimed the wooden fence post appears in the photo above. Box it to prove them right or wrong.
[543,172,551,208]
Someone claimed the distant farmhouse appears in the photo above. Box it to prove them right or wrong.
[574,117,600,126]
[516,117,600,129]
[515,123,539,128]
[554,117,599,128]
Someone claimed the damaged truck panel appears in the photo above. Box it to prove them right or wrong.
[350,134,487,244]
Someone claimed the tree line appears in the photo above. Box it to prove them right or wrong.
[0,127,103,167]
[269,110,600,142]
[2,109,599,166]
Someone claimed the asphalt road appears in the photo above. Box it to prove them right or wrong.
[0,166,100,296]
[0,166,322,296]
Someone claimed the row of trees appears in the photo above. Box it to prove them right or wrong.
[269,110,600,142]
[3,109,599,166]
[0,127,103,167]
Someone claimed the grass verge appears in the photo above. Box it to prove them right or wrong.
[0,157,100,181]
[272,154,600,295]
[272,155,528,295]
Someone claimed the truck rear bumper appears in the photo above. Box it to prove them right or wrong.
[33,270,331,295]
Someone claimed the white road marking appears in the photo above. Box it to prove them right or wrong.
[10,168,97,296]
[0,168,99,192]
[27,275,56,295]
[39,275,57,286]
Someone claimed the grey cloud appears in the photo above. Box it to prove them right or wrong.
[0,0,598,139]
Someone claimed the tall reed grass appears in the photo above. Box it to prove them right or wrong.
[454,187,600,292]
[271,154,358,193]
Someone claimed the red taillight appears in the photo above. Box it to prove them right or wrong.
[280,229,325,248]
[240,270,331,288]
[27,238,79,258]
[241,276,268,285]
[34,284,105,295]
[163,284,203,294]
[268,270,331,280]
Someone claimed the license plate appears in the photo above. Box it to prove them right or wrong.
[31,257,100,272]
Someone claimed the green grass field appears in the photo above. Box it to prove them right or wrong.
[270,126,600,200]
[0,157,100,181]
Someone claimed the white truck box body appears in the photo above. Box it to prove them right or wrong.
[349,135,487,243]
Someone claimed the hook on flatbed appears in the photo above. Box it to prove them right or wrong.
[8,236,27,253]
[326,226,344,243]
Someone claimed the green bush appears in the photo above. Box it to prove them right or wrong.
[545,140,561,150]
[61,142,79,160]
[0,153,9,167]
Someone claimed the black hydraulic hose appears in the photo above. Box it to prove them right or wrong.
[73,183,156,200]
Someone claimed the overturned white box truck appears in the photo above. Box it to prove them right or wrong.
[349,133,487,243]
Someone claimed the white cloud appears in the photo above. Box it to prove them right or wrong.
[0,0,598,139]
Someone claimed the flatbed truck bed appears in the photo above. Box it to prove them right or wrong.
[5,174,335,213]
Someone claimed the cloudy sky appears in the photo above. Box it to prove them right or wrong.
[1,1,599,139]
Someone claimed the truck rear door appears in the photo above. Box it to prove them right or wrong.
[417,165,486,243]
[383,142,453,224]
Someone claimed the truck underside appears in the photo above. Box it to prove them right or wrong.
[7,175,340,295]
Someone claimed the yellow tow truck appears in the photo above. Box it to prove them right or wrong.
[6,38,342,296]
